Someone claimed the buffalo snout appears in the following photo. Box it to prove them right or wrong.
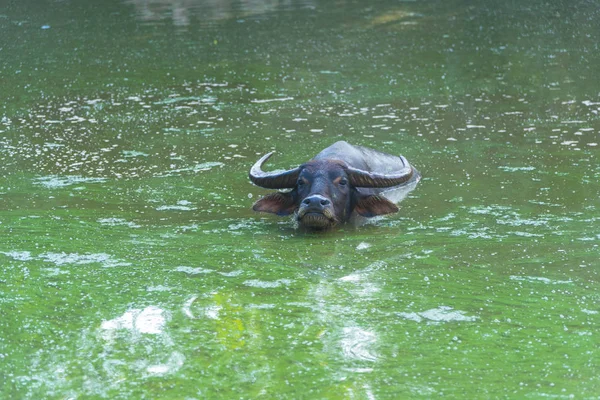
[301,195,331,208]
[297,194,337,229]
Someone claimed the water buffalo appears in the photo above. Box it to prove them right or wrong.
[249,141,421,230]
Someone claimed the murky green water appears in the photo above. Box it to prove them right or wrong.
[1,0,599,398]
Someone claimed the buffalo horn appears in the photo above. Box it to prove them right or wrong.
[346,156,414,188]
[249,152,301,189]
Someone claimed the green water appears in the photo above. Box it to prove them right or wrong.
[1,0,599,398]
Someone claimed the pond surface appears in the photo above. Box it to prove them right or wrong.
[1,0,599,398]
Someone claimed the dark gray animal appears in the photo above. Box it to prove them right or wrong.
[249,141,420,230]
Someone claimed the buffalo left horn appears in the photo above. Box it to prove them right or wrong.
[346,156,414,188]
[249,152,301,189]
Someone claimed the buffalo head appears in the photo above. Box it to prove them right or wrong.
[249,149,415,230]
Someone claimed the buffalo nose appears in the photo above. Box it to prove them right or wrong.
[302,195,331,207]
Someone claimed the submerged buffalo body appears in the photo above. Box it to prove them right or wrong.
[249,141,420,229]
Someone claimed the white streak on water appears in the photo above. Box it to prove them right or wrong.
[100,306,167,336]
[39,252,130,267]
[219,270,243,277]
[498,166,536,172]
[356,242,371,250]
[510,275,573,285]
[44,142,64,148]
[146,285,171,292]
[154,96,216,105]
[2,250,130,268]
[251,97,294,103]
[249,303,276,309]
[97,218,141,228]
[398,306,478,323]
[193,161,224,171]
[42,267,69,276]
[156,204,197,211]
[339,274,361,282]
[243,278,292,288]
[182,295,198,319]
[176,266,213,275]
[205,305,221,320]
[467,205,512,216]
[145,352,185,376]
[0,251,33,261]
[510,231,544,237]
[154,162,223,177]
[33,175,106,188]
[373,114,398,119]
[343,367,374,373]
[122,150,148,157]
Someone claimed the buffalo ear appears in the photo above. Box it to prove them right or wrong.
[355,194,399,218]
[252,192,297,216]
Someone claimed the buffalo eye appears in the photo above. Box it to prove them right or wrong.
[297,179,305,186]
[339,178,348,186]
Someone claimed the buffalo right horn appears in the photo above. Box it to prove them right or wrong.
[346,156,414,188]
[249,152,301,189]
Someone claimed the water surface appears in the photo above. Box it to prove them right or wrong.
[1,0,599,398]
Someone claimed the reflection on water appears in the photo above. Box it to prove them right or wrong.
[125,0,316,25]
